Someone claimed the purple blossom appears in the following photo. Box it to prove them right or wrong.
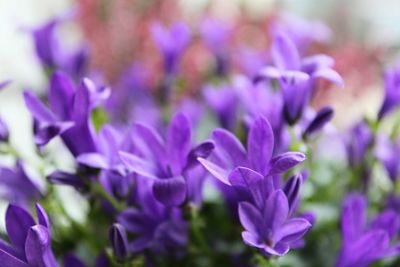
[24,71,102,156]
[0,203,57,267]
[239,190,311,256]
[302,106,334,139]
[336,194,400,267]
[151,22,191,74]
[0,161,42,206]
[198,116,305,186]
[109,223,129,262]
[118,179,187,253]
[376,135,400,182]
[345,121,373,168]
[378,64,400,120]
[119,112,214,206]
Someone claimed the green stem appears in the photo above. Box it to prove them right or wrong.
[92,182,125,212]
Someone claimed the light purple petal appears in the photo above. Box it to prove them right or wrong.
[77,153,109,169]
[274,218,311,243]
[271,33,300,70]
[341,194,367,243]
[134,123,166,163]
[35,204,50,229]
[152,176,186,206]
[264,190,289,231]
[48,71,75,120]
[212,129,247,166]
[197,158,230,185]
[241,231,263,248]
[119,151,158,179]
[313,68,344,87]
[238,202,263,234]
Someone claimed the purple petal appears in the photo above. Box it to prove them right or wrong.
[271,33,300,70]
[341,194,367,243]
[47,170,86,191]
[25,225,57,267]
[48,71,75,120]
[0,80,11,90]
[283,174,302,211]
[263,242,290,256]
[152,176,186,206]
[264,190,289,231]
[23,91,56,123]
[228,167,263,188]
[238,202,263,234]
[119,151,157,179]
[312,68,344,87]
[186,141,214,170]
[77,153,109,169]
[34,121,74,146]
[303,106,334,137]
[6,204,35,249]
[370,210,400,239]
[247,117,274,174]
[72,80,91,125]
[166,113,192,175]
[212,129,247,166]
[35,204,50,229]
[242,231,263,249]
[268,152,306,176]
[0,249,29,267]
[197,158,230,185]
[134,123,166,163]
[274,218,311,243]
[63,254,86,267]
[117,208,152,234]
[109,223,129,261]
[129,236,152,253]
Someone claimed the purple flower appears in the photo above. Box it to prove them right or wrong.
[31,16,88,79]
[151,22,191,74]
[376,135,400,182]
[0,203,57,267]
[0,161,42,206]
[24,71,100,156]
[200,18,232,75]
[239,189,311,256]
[344,121,373,168]
[302,106,334,139]
[0,117,9,142]
[203,83,238,130]
[336,194,400,267]
[118,179,187,253]
[378,64,400,120]
[198,116,305,186]
[109,223,129,262]
[255,32,343,125]
[119,112,214,206]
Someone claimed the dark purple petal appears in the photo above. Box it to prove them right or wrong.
[370,210,400,239]
[152,176,186,206]
[25,225,57,267]
[34,121,74,146]
[72,80,91,125]
[117,208,153,234]
[63,254,86,267]
[48,71,75,120]
[303,106,334,138]
[47,170,87,191]
[228,167,263,188]
[166,113,191,175]
[35,204,50,229]
[186,141,215,170]
[283,174,302,211]
[197,158,230,185]
[109,223,129,262]
[269,152,306,176]
[0,249,29,267]
[247,117,274,174]
[129,236,152,253]
[0,117,9,142]
[6,204,35,249]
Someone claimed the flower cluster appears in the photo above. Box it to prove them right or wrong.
[1,6,400,267]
